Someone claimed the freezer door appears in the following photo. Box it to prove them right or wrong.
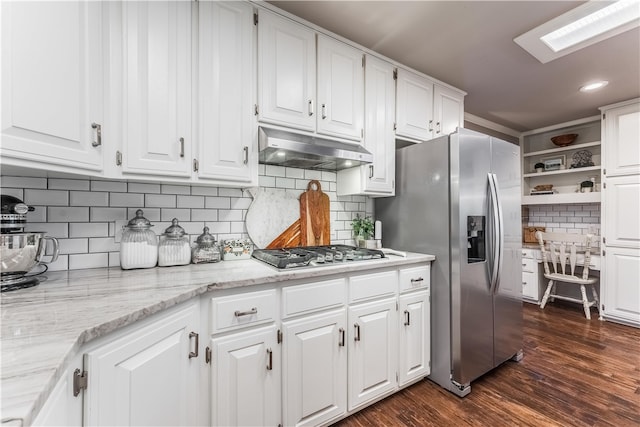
[491,137,523,366]
[450,129,495,386]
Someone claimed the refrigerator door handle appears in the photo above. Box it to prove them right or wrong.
[487,173,500,293]
[489,173,505,294]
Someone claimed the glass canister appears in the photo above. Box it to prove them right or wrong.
[120,209,158,270]
[191,226,221,264]
[158,218,191,267]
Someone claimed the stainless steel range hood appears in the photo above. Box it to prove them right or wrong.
[258,127,373,171]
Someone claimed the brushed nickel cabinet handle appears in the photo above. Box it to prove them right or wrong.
[179,137,185,158]
[266,348,273,371]
[436,121,441,134]
[188,332,199,359]
[308,99,314,116]
[243,146,249,164]
[404,310,410,326]
[354,323,361,342]
[428,120,433,132]
[338,327,345,347]
[369,165,374,179]
[91,123,102,147]
[234,307,257,317]
[321,103,327,120]
[410,277,424,284]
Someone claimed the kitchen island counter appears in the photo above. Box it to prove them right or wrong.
[1,252,434,426]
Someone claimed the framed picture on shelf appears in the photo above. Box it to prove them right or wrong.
[541,154,566,171]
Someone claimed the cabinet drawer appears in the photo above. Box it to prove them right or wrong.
[521,248,536,259]
[522,257,537,273]
[282,278,345,318]
[210,289,276,333]
[522,270,539,300]
[399,265,430,292]
[349,270,397,303]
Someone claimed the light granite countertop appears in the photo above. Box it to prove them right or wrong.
[0,252,434,426]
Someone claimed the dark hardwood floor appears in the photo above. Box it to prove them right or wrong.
[334,302,640,427]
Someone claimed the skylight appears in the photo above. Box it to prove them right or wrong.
[515,0,640,63]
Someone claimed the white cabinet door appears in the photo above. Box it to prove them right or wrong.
[32,353,83,427]
[395,68,434,141]
[282,309,347,427]
[121,1,192,177]
[1,1,104,172]
[337,55,395,196]
[348,297,397,411]
[433,84,464,137]
[258,10,316,131]
[603,101,640,176]
[211,325,281,427]
[316,35,364,141]
[84,302,200,426]
[602,246,640,326]
[197,1,257,185]
[398,291,430,387]
[603,175,640,248]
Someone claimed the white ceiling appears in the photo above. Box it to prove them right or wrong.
[267,1,640,132]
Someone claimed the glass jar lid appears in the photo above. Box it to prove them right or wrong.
[195,226,216,246]
[162,218,186,238]
[126,209,153,229]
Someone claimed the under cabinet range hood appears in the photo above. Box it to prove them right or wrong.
[258,127,373,171]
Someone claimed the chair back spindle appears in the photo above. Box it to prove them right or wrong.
[536,231,593,279]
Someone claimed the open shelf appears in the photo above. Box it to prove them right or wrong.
[522,141,601,158]
[522,191,601,205]
[523,165,600,178]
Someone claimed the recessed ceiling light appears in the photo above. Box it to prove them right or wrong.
[580,81,609,92]
[515,0,640,64]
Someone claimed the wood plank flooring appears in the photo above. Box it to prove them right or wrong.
[334,302,640,427]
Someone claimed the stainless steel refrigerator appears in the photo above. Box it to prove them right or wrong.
[376,128,523,397]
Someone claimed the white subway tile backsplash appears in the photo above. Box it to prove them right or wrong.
[58,238,89,255]
[275,177,295,189]
[128,183,161,194]
[230,197,252,210]
[110,192,145,207]
[526,203,600,244]
[29,206,47,222]
[69,253,109,270]
[1,176,47,189]
[145,194,176,208]
[91,180,127,192]
[304,170,322,180]
[321,171,337,181]
[127,208,160,222]
[70,191,109,207]
[91,207,127,222]
[1,187,23,199]
[46,255,68,272]
[89,237,119,253]
[191,209,218,222]
[266,165,286,177]
[25,222,68,238]
[206,222,231,234]
[24,189,69,206]
[160,208,191,221]
[259,176,276,187]
[230,221,246,233]
[48,179,89,191]
[70,222,108,238]
[205,197,231,209]
[177,195,205,209]
[161,184,191,195]
[191,186,218,196]
[218,188,243,197]
[219,210,243,222]
[109,252,120,267]
[285,168,304,179]
[48,207,89,222]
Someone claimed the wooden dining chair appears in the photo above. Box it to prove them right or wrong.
[536,231,601,320]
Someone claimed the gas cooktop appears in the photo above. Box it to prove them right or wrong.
[252,245,385,269]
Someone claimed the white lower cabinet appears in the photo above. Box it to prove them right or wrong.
[84,301,201,426]
[398,290,430,386]
[602,246,640,326]
[210,325,281,427]
[521,249,540,302]
[32,353,83,427]
[347,297,398,411]
[282,309,347,427]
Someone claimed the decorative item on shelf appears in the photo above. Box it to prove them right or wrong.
[570,150,594,168]
[222,239,253,260]
[351,214,375,248]
[579,180,594,193]
[541,155,565,171]
[191,226,220,264]
[551,133,578,147]
[534,162,545,173]
[531,184,554,195]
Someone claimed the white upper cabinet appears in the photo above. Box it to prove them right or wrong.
[1,0,104,172]
[337,55,395,196]
[316,35,364,141]
[602,100,640,177]
[434,84,465,137]
[197,1,257,185]
[396,67,464,142]
[395,68,435,141]
[119,1,192,177]
[257,10,316,132]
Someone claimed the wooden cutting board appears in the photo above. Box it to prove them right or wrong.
[300,180,331,246]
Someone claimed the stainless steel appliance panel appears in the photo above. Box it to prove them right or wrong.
[375,135,453,390]
[451,130,494,385]
[490,137,523,366]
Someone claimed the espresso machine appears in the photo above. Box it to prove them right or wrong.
[1,194,59,292]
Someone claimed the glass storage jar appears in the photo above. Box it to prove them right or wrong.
[158,218,191,267]
[191,226,220,264]
[120,209,158,270]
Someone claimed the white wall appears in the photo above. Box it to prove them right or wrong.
[1,165,374,271]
